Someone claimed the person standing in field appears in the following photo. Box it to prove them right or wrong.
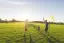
[44,20,49,33]
[25,19,28,31]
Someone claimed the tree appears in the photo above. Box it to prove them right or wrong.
[0,18,2,23]
[11,18,16,22]
[5,19,8,23]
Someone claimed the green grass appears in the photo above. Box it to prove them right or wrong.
[0,22,64,43]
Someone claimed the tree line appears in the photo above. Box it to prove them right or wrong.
[31,21,64,25]
[0,18,22,23]
[0,18,64,25]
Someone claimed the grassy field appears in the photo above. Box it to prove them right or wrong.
[0,22,64,43]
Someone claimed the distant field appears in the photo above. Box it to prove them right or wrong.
[0,22,64,43]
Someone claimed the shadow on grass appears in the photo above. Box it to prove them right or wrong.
[30,23,61,43]
[47,33,60,43]
[5,40,12,43]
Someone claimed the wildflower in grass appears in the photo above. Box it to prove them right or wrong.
[37,26,40,31]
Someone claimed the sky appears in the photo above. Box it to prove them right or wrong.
[0,0,64,22]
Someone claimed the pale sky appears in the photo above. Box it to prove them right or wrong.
[0,0,64,22]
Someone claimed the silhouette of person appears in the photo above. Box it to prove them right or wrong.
[44,20,49,33]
